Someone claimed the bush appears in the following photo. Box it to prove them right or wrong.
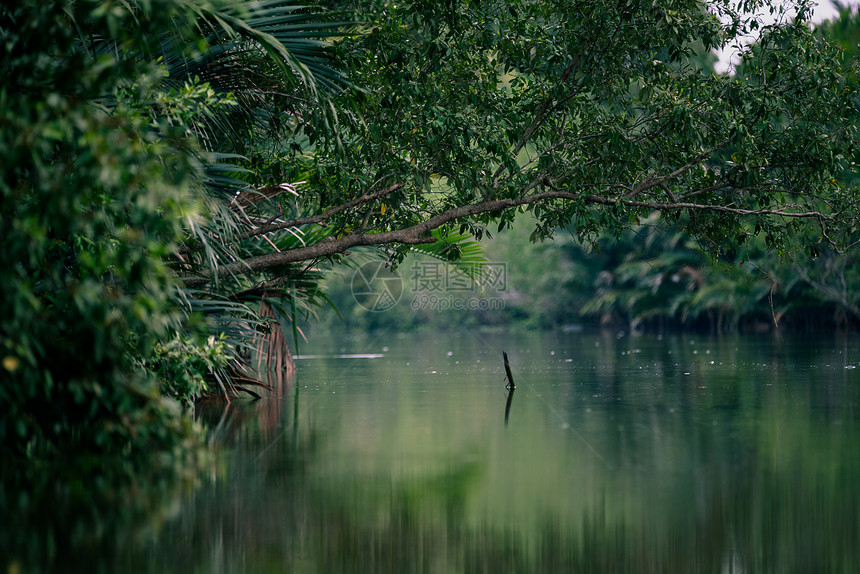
[0,1,207,470]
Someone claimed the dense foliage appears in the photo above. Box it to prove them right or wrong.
[0,1,208,470]
[311,1,860,334]
[212,0,859,282]
[3,0,860,471]
[0,0,341,469]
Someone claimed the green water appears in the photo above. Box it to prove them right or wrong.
[6,331,860,572]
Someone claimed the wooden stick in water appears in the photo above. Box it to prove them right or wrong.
[503,351,515,389]
[504,385,515,425]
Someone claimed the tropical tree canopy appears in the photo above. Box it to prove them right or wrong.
[185,0,860,292]
[0,0,347,468]
[3,0,860,467]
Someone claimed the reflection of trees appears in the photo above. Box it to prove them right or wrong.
[123,448,859,573]
[11,334,860,573]
[124,353,860,573]
[4,376,303,572]
[298,428,860,573]
[0,454,194,573]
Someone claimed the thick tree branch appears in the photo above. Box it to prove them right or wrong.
[182,187,836,288]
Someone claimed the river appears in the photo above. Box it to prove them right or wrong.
[6,330,860,572]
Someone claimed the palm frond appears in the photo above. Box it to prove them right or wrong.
[408,229,490,287]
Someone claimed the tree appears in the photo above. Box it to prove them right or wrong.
[4,0,860,469]
[0,0,207,469]
[180,0,860,294]
[0,0,345,468]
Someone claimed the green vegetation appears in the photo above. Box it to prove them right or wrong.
[1,0,206,473]
[0,0,346,472]
[3,0,860,473]
[313,212,860,333]
[314,2,860,334]
[504,215,860,332]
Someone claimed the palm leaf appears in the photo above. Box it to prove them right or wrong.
[408,229,491,287]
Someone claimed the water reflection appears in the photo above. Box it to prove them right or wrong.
[504,387,515,426]
[158,332,860,573]
[0,444,200,573]
[6,331,860,573]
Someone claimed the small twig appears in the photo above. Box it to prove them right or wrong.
[503,351,515,389]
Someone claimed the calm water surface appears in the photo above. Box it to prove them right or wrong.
[9,331,860,572]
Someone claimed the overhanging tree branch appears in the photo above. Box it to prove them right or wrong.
[182,187,839,288]
[488,42,593,197]
[176,0,860,297]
